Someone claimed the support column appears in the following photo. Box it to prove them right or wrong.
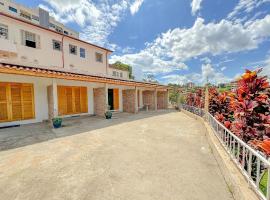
[135,87,139,113]
[47,79,58,121]
[52,79,58,117]
[122,89,136,113]
[154,88,158,111]
[93,87,106,117]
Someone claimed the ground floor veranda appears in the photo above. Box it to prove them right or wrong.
[0,73,169,127]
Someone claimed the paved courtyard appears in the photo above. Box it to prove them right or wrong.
[0,111,233,200]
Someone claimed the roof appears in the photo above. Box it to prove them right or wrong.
[0,12,113,53]
[0,63,169,89]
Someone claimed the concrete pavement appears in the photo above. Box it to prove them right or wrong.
[0,111,233,200]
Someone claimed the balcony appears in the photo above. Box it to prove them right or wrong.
[0,38,17,58]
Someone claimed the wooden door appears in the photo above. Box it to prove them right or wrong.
[113,89,119,110]
[0,83,9,122]
[0,82,35,122]
[80,87,88,113]
[21,84,35,119]
[57,86,88,116]
[10,84,23,121]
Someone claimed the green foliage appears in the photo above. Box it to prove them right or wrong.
[111,61,134,79]
[168,84,181,104]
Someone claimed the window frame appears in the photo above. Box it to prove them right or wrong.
[95,52,103,63]
[0,23,8,40]
[20,10,31,20]
[69,44,77,55]
[80,48,86,58]
[9,6,17,13]
[25,31,36,48]
[32,15,39,22]
[52,39,62,51]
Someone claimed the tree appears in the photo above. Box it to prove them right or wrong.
[111,61,135,79]
[168,84,182,104]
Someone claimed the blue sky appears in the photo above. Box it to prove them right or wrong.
[15,0,270,85]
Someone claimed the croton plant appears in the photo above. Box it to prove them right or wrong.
[187,69,270,156]
[186,89,205,108]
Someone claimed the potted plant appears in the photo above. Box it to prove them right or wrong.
[52,117,62,128]
[105,111,112,119]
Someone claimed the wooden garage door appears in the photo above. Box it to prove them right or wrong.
[0,82,35,122]
[57,86,88,116]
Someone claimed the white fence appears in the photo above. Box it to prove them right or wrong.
[181,104,270,200]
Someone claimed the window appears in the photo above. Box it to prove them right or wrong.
[21,30,40,49]
[0,24,8,39]
[113,71,117,76]
[95,52,103,63]
[25,31,36,48]
[69,44,77,55]
[52,40,62,51]
[120,72,123,78]
[20,10,31,20]
[55,26,63,33]
[80,48,85,58]
[9,6,17,13]
[64,30,69,35]
[0,2,4,6]
[49,23,56,29]
[32,15,39,21]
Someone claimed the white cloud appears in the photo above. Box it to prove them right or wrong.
[221,66,227,71]
[228,0,270,20]
[41,0,141,47]
[200,57,211,64]
[110,15,270,80]
[191,0,203,16]
[130,0,144,15]
[161,63,231,85]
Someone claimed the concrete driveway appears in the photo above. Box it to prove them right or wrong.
[0,111,233,200]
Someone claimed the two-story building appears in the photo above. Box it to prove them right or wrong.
[0,0,169,127]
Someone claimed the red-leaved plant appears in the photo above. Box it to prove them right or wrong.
[209,87,233,128]
[229,69,270,143]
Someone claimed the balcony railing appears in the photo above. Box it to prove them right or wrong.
[181,104,270,200]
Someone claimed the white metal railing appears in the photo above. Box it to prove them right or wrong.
[181,104,270,200]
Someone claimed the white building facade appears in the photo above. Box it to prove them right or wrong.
[0,0,169,127]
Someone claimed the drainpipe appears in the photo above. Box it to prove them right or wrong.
[61,35,65,68]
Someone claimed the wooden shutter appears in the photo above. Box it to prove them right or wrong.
[0,83,9,122]
[21,84,35,119]
[80,87,88,113]
[57,86,67,116]
[113,89,119,110]
[74,87,81,113]
[66,87,73,114]
[57,86,88,115]
[10,83,23,121]
[0,82,34,122]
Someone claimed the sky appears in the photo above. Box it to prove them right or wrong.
[15,0,270,85]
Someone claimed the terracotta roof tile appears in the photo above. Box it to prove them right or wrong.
[0,63,169,89]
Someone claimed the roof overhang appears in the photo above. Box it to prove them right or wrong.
[0,63,169,90]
